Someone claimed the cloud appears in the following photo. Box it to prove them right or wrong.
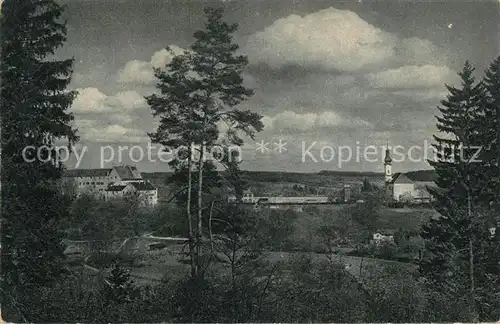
[244,8,395,72]
[365,65,458,89]
[74,119,148,143]
[108,90,148,110]
[392,89,449,101]
[117,45,186,84]
[70,88,151,142]
[396,38,443,65]
[262,110,371,132]
[71,88,110,113]
[71,88,147,114]
[244,7,445,72]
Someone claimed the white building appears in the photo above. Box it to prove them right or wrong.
[384,148,434,203]
[240,189,328,206]
[63,165,158,206]
[372,232,395,245]
[105,181,158,206]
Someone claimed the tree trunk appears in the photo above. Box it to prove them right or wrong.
[187,142,197,277]
[231,242,237,322]
[467,184,477,321]
[196,141,205,274]
[359,256,364,282]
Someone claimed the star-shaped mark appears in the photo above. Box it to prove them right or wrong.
[255,140,270,154]
[274,139,287,154]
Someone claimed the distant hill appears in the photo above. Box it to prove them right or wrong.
[318,170,383,177]
[404,170,437,182]
[142,169,437,185]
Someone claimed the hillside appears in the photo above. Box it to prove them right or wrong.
[142,169,436,202]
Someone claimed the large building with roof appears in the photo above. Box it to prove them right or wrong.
[63,165,157,206]
[383,148,435,203]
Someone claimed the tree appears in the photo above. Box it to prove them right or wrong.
[361,178,372,192]
[265,255,367,322]
[350,189,384,234]
[399,192,415,206]
[104,261,139,304]
[480,56,500,206]
[421,61,500,321]
[146,6,263,278]
[316,211,351,258]
[207,202,275,322]
[1,0,77,320]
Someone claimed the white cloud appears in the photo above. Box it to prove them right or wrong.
[244,8,396,72]
[71,88,111,113]
[71,88,147,114]
[396,38,442,65]
[70,88,151,142]
[75,119,148,143]
[117,45,186,84]
[244,7,445,72]
[263,110,371,131]
[109,90,147,110]
[393,89,449,101]
[366,65,457,89]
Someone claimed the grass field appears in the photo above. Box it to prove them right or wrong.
[123,247,417,287]
[377,208,439,231]
[282,204,438,252]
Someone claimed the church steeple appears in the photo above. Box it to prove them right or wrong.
[384,144,392,183]
[384,146,392,165]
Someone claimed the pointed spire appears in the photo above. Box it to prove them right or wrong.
[384,144,392,164]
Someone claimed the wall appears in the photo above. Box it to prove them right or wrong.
[393,183,415,201]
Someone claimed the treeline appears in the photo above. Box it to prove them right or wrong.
[17,252,472,323]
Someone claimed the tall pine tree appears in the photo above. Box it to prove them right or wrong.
[1,0,77,321]
[481,56,500,206]
[421,61,500,321]
[146,7,263,278]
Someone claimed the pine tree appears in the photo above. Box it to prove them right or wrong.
[146,6,263,277]
[421,61,500,321]
[1,0,77,320]
[480,56,500,206]
[104,261,138,304]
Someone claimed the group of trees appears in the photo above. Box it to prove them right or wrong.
[1,0,79,320]
[420,59,500,321]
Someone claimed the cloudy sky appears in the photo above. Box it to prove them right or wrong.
[57,0,499,173]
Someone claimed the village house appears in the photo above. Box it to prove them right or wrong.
[371,231,395,245]
[62,165,158,206]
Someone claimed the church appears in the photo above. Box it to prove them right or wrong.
[383,148,434,203]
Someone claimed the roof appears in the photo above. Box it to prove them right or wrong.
[375,229,396,235]
[414,181,436,189]
[390,173,414,184]
[405,170,437,182]
[114,165,141,180]
[64,168,112,178]
[129,181,156,191]
[106,185,128,192]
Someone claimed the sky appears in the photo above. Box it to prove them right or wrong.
[55,0,499,173]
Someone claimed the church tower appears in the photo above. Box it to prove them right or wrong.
[384,146,392,183]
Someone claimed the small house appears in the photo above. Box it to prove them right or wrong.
[371,230,395,245]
